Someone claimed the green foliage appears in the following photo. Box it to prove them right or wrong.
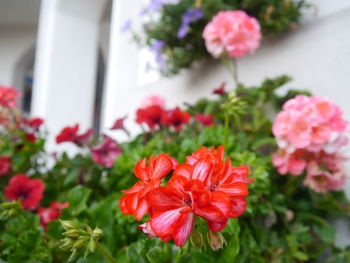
[0,75,349,262]
[136,0,309,75]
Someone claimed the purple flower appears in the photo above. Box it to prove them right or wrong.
[150,40,166,69]
[177,8,204,39]
[120,19,132,33]
[141,0,180,15]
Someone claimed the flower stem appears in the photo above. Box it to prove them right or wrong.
[96,242,117,263]
[223,114,229,147]
[220,56,239,87]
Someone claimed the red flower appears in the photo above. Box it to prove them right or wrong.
[120,154,177,220]
[27,118,44,131]
[136,105,165,130]
[91,136,122,168]
[75,128,93,146]
[0,86,21,108]
[0,156,11,176]
[37,201,69,227]
[56,124,79,143]
[163,107,190,131]
[195,113,214,126]
[26,133,36,142]
[150,176,229,246]
[56,124,92,146]
[110,116,127,131]
[213,82,227,95]
[4,174,45,210]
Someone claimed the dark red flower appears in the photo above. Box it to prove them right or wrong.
[56,124,92,146]
[4,174,45,210]
[0,156,11,176]
[56,124,79,144]
[26,133,36,142]
[0,86,21,108]
[110,116,127,130]
[213,82,227,95]
[37,201,69,227]
[120,153,177,220]
[27,118,44,131]
[195,113,214,126]
[136,105,165,130]
[91,136,122,168]
[163,107,190,131]
[75,128,93,146]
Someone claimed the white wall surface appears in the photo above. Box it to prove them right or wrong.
[0,25,37,86]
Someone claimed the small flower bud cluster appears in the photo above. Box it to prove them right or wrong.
[60,220,103,262]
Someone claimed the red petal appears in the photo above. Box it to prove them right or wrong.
[134,197,150,221]
[151,154,174,180]
[173,164,192,179]
[194,205,226,224]
[150,208,182,237]
[173,212,194,247]
[122,182,144,194]
[217,182,248,196]
[191,160,212,182]
[207,220,228,232]
[229,196,247,218]
[150,187,182,212]
[134,158,148,181]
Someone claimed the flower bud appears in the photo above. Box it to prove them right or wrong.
[92,227,103,240]
[63,229,83,238]
[190,228,204,249]
[60,220,78,230]
[207,231,226,251]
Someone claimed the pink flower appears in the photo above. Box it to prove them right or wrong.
[304,158,346,193]
[195,113,214,126]
[0,86,21,108]
[202,10,261,58]
[140,95,166,108]
[37,201,69,227]
[272,150,307,175]
[273,95,348,151]
[0,156,11,176]
[91,136,122,168]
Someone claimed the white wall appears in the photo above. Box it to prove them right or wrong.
[0,25,37,86]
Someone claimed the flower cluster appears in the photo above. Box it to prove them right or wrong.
[120,146,253,247]
[203,10,262,59]
[0,85,21,108]
[272,95,348,193]
[136,95,214,131]
[56,124,93,147]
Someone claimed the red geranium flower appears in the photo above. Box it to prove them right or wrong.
[4,174,45,210]
[195,113,214,126]
[56,124,79,143]
[213,82,227,95]
[120,154,177,220]
[26,133,36,142]
[37,201,69,227]
[56,124,93,146]
[91,136,122,168]
[0,86,21,108]
[136,105,165,130]
[27,118,44,131]
[0,156,11,176]
[163,107,190,131]
[149,175,229,246]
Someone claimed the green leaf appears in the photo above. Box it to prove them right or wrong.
[66,186,92,216]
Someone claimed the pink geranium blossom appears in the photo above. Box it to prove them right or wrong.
[91,136,122,168]
[202,10,261,58]
[140,95,166,108]
[0,86,21,108]
[272,95,348,193]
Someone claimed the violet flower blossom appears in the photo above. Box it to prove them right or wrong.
[177,8,204,39]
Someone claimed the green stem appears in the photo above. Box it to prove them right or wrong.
[223,114,229,147]
[230,58,239,85]
[96,242,117,263]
